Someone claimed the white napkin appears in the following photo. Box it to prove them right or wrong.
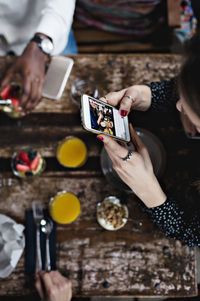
[0,214,25,278]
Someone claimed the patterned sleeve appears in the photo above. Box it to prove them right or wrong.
[146,199,200,247]
[148,77,179,112]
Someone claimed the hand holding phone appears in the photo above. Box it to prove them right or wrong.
[81,94,130,143]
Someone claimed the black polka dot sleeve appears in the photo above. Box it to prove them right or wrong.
[148,77,179,112]
[146,199,200,247]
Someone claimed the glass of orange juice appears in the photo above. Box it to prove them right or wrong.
[56,136,87,168]
[49,191,81,224]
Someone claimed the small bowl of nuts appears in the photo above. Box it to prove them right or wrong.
[97,196,128,230]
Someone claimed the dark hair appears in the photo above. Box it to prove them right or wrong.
[178,33,200,117]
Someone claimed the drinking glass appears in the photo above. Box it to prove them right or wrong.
[0,83,23,118]
[70,79,98,107]
[49,191,81,224]
[56,136,87,168]
[11,147,46,179]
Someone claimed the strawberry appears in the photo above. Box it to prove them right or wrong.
[11,98,19,109]
[19,151,30,164]
[16,164,30,172]
[0,85,11,99]
[30,154,40,171]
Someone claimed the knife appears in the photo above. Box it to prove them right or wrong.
[32,201,43,273]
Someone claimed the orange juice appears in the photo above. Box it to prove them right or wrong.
[49,191,81,224]
[56,136,87,168]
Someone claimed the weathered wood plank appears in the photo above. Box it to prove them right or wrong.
[0,54,197,297]
[0,177,197,297]
[0,54,181,114]
[167,0,181,27]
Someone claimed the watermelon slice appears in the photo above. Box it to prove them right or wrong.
[30,154,40,171]
[11,98,19,109]
[1,85,11,99]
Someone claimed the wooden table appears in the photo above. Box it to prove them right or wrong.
[0,54,198,298]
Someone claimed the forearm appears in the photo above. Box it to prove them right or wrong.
[145,198,200,247]
[132,175,167,208]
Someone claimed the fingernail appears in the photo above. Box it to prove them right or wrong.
[97,136,104,141]
[120,110,128,117]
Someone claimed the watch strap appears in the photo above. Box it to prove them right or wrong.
[30,35,53,55]
[30,36,43,44]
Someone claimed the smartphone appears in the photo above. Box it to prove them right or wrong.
[42,56,74,100]
[185,132,200,139]
[81,94,131,143]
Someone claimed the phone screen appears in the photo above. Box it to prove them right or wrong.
[87,97,129,141]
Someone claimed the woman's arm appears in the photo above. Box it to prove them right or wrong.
[101,77,179,116]
[145,198,200,247]
[148,77,179,112]
[98,125,200,247]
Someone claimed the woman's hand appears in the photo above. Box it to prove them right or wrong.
[100,85,152,117]
[0,41,49,114]
[98,125,166,208]
[35,270,72,301]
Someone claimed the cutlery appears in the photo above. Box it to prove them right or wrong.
[32,201,43,273]
[40,218,53,271]
[0,99,12,106]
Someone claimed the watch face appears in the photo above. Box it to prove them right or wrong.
[41,39,54,54]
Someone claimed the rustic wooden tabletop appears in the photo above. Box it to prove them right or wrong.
[0,54,198,298]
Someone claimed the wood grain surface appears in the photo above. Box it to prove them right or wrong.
[0,54,198,297]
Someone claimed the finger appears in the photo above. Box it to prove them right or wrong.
[35,273,45,300]
[101,89,127,107]
[36,77,44,102]
[24,78,40,113]
[97,134,129,161]
[99,96,108,104]
[29,80,44,111]
[50,270,68,286]
[129,124,144,151]
[119,89,137,117]
[0,72,13,90]
[130,125,151,165]
[49,270,64,281]
[40,271,53,292]
[20,77,31,110]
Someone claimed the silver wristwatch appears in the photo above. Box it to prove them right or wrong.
[31,36,54,55]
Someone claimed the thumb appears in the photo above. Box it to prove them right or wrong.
[0,65,15,91]
[100,89,127,107]
[0,74,12,91]
[119,89,138,117]
[130,125,152,166]
[97,134,128,160]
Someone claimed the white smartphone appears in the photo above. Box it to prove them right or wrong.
[81,94,131,143]
[42,56,74,100]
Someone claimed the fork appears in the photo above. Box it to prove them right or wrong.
[32,201,43,273]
